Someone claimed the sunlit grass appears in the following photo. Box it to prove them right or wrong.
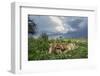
[28,38,88,60]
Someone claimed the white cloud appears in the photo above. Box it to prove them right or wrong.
[49,16,75,33]
[49,16,65,33]
[29,15,87,35]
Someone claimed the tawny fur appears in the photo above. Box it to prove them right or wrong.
[48,43,78,54]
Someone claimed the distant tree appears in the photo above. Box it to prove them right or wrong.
[28,16,37,34]
[40,32,48,41]
[59,36,63,39]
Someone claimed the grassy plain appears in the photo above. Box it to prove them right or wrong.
[28,37,88,60]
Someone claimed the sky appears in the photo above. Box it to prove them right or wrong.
[28,15,88,38]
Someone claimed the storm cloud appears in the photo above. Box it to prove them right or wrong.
[28,15,88,38]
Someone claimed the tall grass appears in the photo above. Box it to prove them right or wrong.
[28,37,88,60]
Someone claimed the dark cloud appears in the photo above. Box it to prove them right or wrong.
[28,15,88,38]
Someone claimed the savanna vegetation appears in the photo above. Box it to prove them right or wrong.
[28,33,88,60]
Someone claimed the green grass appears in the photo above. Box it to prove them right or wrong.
[28,37,88,60]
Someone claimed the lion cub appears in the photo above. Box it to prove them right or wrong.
[48,43,78,54]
